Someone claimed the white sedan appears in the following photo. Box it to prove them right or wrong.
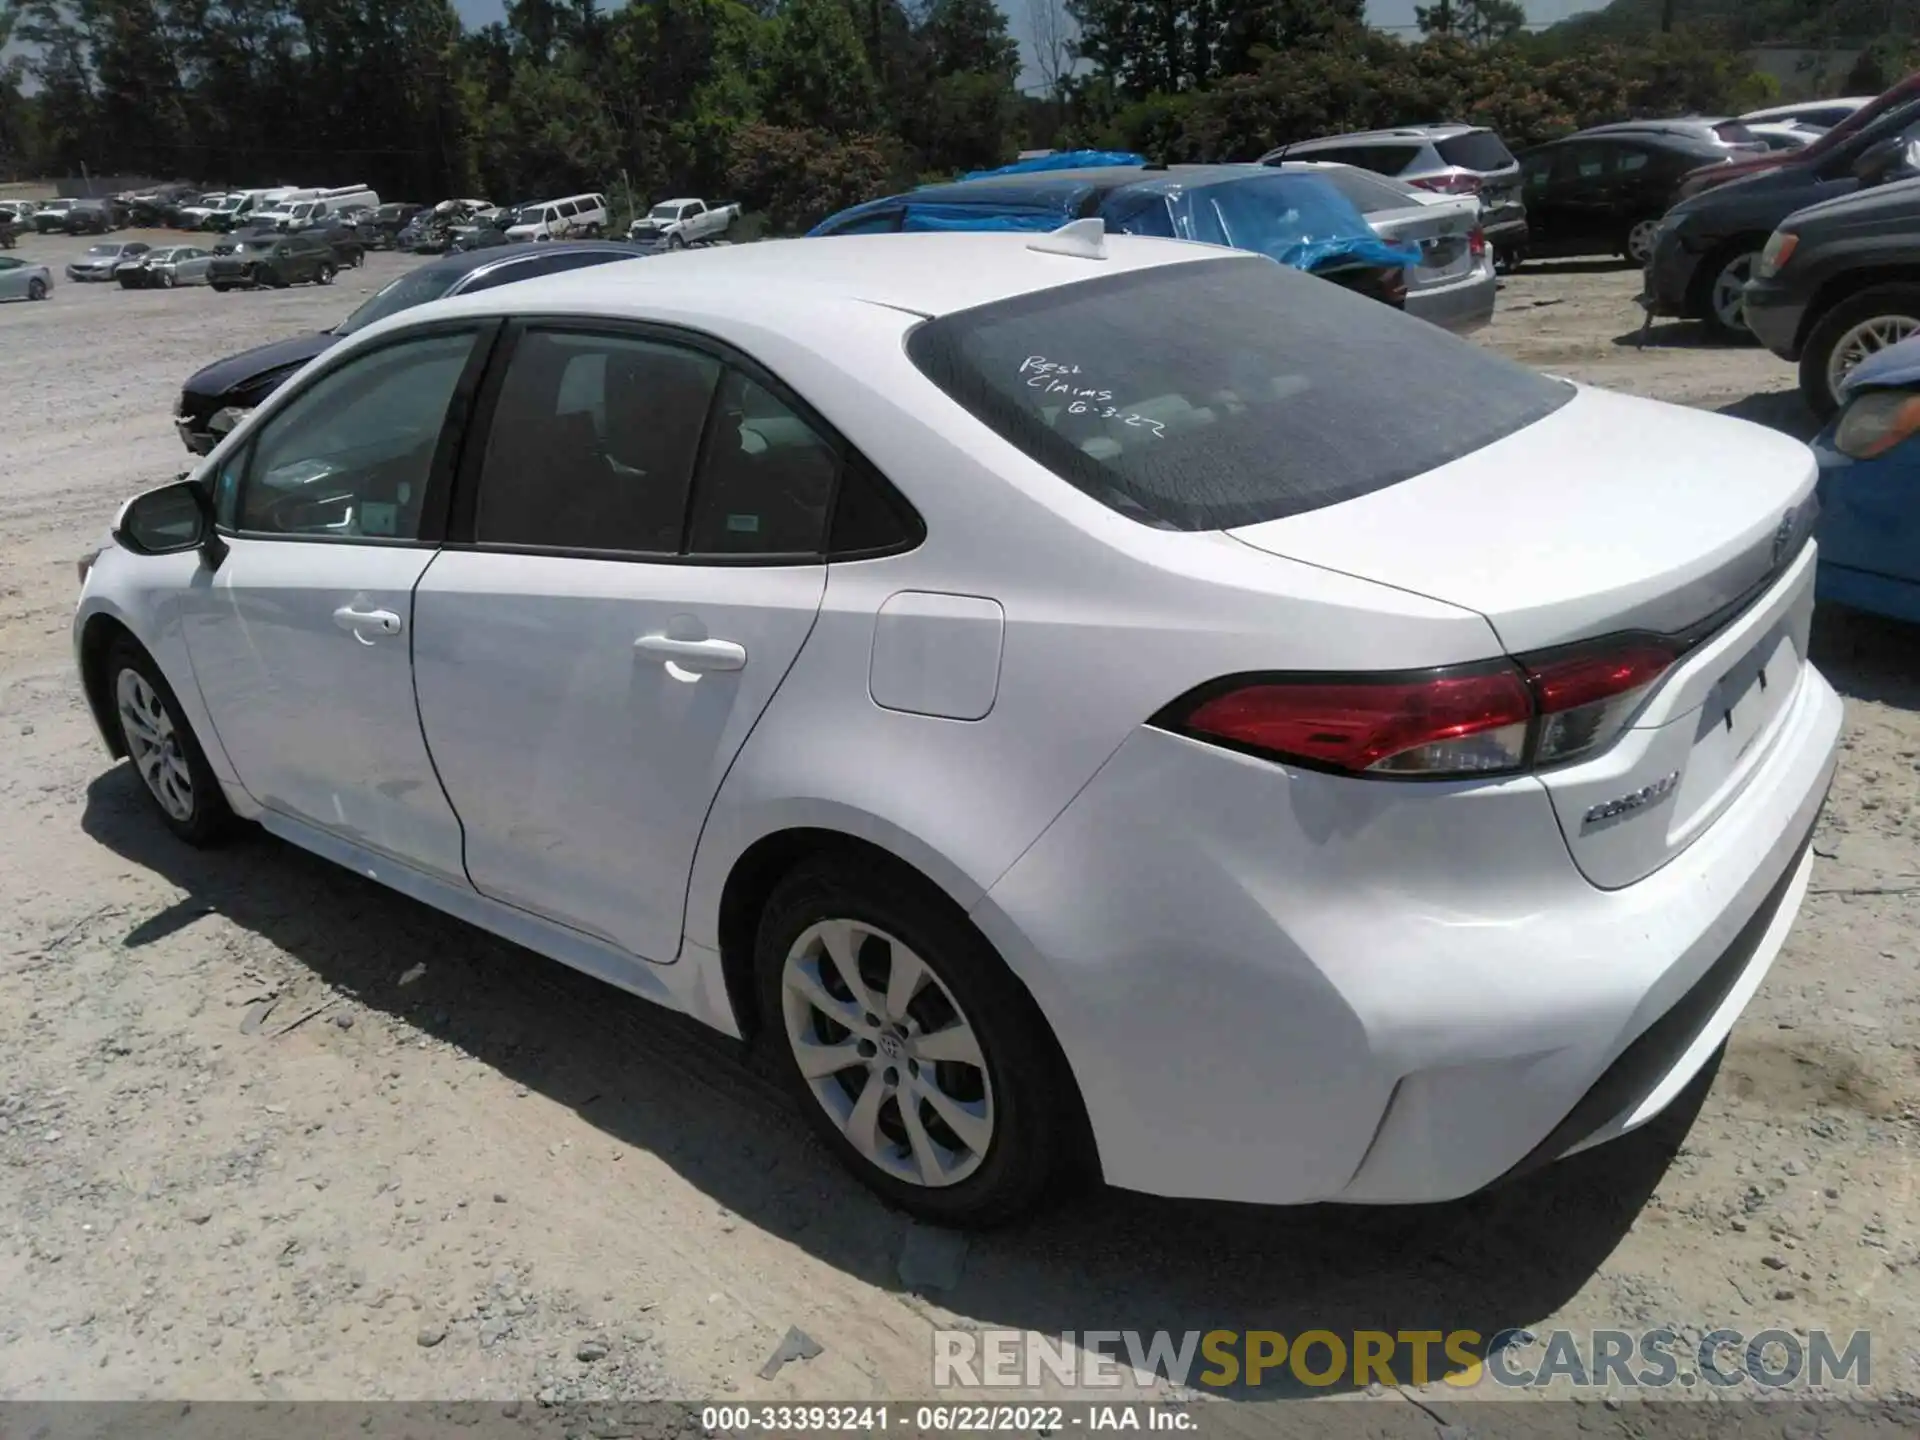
[75,230,1841,1225]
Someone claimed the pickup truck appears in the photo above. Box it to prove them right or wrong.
[627,197,739,249]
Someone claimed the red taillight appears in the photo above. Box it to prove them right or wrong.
[1523,641,1677,765]
[1175,666,1534,778]
[1469,227,1487,259]
[1411,173,1482,196]
[1158,640,1679,780]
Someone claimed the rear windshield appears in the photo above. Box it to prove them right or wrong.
[1434,130,1515,171]
[1297,166,1418,212]
[334,267,461,334]
[906,255,1572,531]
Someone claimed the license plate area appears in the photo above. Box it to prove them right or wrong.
[1666,623,1801,845]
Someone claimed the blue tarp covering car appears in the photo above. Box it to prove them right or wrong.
[808,160,1419,278]
[1810,333,1920,625]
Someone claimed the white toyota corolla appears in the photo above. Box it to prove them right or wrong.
[76,228,1841,1225]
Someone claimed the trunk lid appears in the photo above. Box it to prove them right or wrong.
[1226,385,1817,655]
[1228,385,1822,888]
[1366,193,1479,291]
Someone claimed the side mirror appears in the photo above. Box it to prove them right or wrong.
[1853,137,1907,186]
[113,479,226,569]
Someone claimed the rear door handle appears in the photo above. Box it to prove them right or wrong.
[333,605,403,642]
[633,634,747,673]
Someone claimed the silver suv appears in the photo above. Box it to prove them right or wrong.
[1258,123,1526,266]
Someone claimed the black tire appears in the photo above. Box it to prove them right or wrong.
[1692,241,1762,341]
[1797,284,1920,423]
[27,277,47,301]
[160,269,175,289]
[667,232,685,250]
[316,262,336,285]
[211,283,231,293]
[104,637,234,847]
[753,854,1081,1227]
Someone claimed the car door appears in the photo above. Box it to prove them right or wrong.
[411,322,836,961]
[1553,141,1620,250]
[180,322,497,884]
[1519,147,1562,249]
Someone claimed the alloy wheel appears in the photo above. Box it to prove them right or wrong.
[27,277,46,300]
[1710,252,1756,334]
[115,668,194,822]
[1827,314,1920,399]
[780,918,994,1188]
[1627,219,1660,267]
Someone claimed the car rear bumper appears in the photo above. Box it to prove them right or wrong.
[975,634,1841,1206]
[1404,259,1497,334]
[1743,280,1807,359]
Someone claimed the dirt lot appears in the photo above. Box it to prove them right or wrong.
[0,229,1916,1412]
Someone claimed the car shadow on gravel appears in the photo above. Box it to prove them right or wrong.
[1714,389,1821,441]
[1809,604,1920,711]
[82,765,1699,1398]
[1610,320,1756,351]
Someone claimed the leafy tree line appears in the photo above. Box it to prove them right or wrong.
[0,0,1022,227]
[0,0,1871,234]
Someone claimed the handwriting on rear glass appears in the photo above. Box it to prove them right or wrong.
[1019,356,1166,436]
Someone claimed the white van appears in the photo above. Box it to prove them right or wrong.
[270,186,381,230]
[504,193,609,242]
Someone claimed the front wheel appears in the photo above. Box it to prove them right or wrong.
[1699,246,1760,340]
[159,269,176,289]
[666,232,685,250]
[1798,284,1920,422]
[107,638,234,846]
[27,277,47,301]
[1624,217,1661,268]
[315,262,336,285]
[755,855,1080,1227]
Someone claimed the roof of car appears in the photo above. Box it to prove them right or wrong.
[1288,124,1487,144]
[406,231,1223,328]
[889,163,1268,208]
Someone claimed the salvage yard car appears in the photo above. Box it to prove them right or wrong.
[1744,175,1920,417]
[116,245,214,289]
[81,231,1841,1225]
[1642,93,1920,337]
[208,232,338,291]
[0,255,52,302]
[1809,332,1920,625]
[627,197,740,249]
[173,240,647,451]
[1517,129,1740,265]
[66,241,150,281]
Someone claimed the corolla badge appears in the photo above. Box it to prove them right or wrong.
[1583,770,1681,827]
[1772,509,1797,566]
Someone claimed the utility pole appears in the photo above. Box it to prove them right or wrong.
[1660,0,1676,31]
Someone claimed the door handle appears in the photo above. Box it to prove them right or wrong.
[333,605,403,642]
[633,634,747,673]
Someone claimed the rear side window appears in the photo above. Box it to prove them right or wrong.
[1298,143,1422,175]
[1711,120,1759,146]
[906,255,1572,532]
[1434,130,1515,171]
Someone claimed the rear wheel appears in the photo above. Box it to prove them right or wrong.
[1798,284,1920,422]
[106,638,234,846]
[755,855,1079,1227]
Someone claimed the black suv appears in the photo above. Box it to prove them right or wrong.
[1745,176,1920,417]
[208,232,338,290]
[1642,94,1920,337]
[1516,131,1733,267]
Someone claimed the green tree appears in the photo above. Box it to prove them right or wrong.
[759,0,881,133]
[1416,0,1526,47]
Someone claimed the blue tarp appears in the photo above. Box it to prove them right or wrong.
[809,167,1418,276]
[960,151,1148,180]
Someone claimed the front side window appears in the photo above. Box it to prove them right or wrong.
[473,330,721,553]
[907,255,1572,532]
[233,329,480,539]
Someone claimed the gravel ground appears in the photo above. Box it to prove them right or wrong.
[0,231,1916,1412]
